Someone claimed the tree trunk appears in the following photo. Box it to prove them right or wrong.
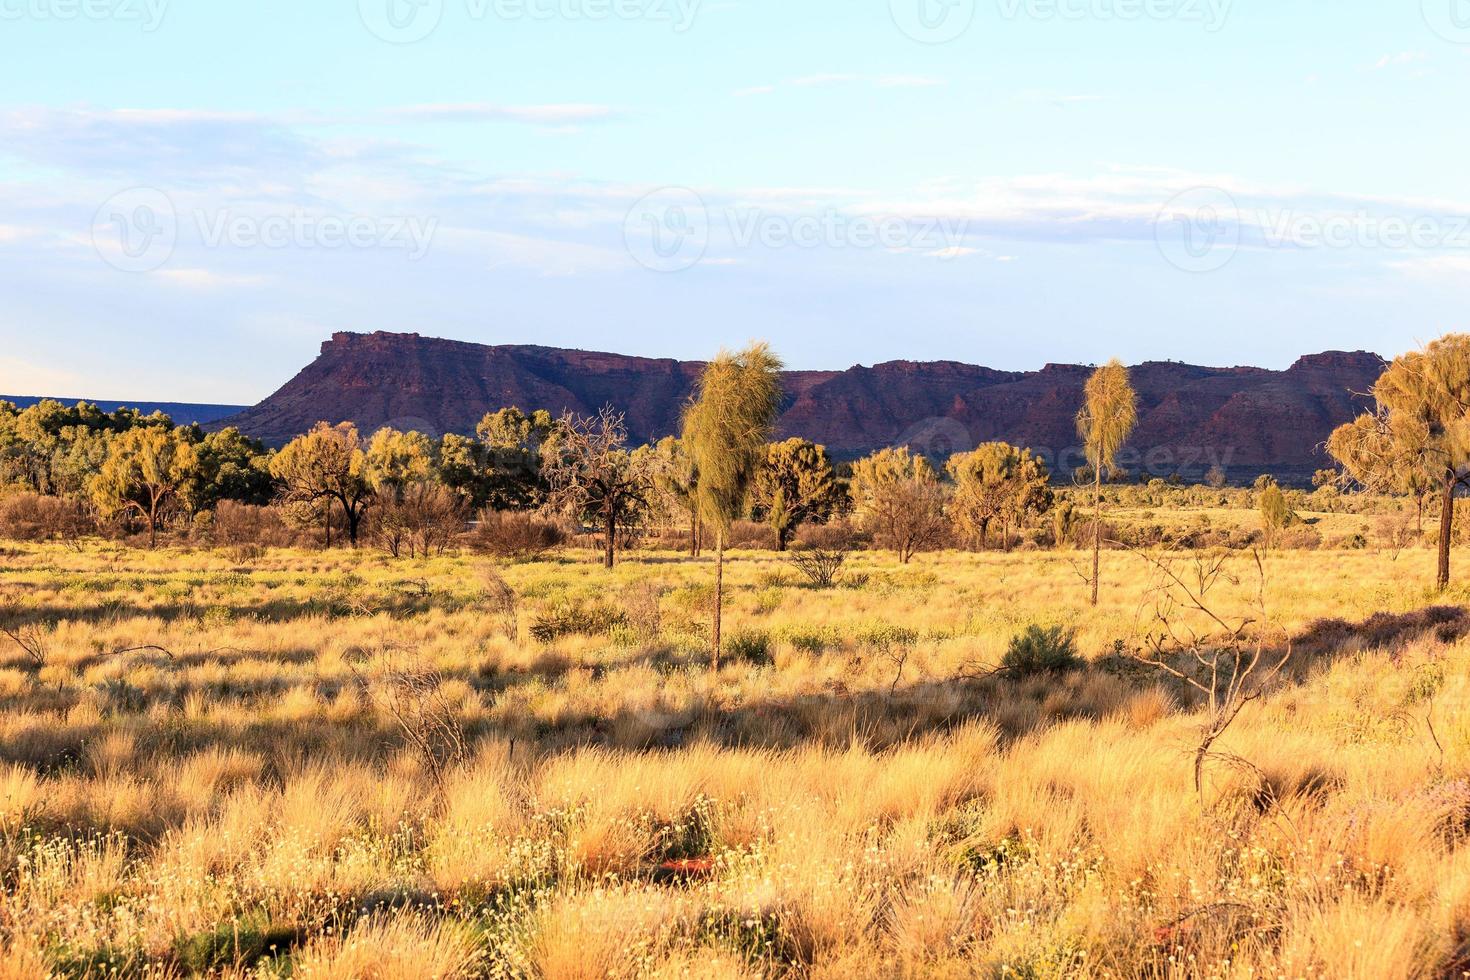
[689,513,699,557]
[1091,469,1103,606]
[1438,471,1455,592]
[324,505,332,549]
[345,500,362,549]
[712,535,725,670]
[603,501,616,570]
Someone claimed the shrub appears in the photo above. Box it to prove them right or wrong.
[466,509,567,559]
[373,483,467,559]
[212,501,293,551]
[726,520,770,550]
[796,521,866,551]
[0,493,93,545]
[786,547,848,588]
[724,628,772,665]
[529,598,626,643]
[1002,625,1082,677]
[478,566,519,637]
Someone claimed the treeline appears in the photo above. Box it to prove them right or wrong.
[0,386,1397,562]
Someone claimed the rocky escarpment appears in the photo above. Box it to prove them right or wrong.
[216,332,1386,483]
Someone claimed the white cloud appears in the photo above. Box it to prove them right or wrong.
[735,74,945,96]
[1389,255,1470,280]
[156,268,270,288]
[379,103,622,125]
[1372,51,1429,70]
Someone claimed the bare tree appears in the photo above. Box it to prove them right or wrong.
[1131,549,1292,802]
[374,482,467,559]
[541,408,652,570]
[850,448,947,564]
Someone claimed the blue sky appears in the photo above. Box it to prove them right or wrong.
[2,0,1468,403]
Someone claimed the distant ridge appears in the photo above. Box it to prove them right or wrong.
[3,395,247,427]
[215,332,1387,484]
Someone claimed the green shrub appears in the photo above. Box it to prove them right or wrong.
[1002,625,1082,676]
[724,629,772,665]
[529,598,627,643]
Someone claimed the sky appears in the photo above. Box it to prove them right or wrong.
[1,0,1468,404]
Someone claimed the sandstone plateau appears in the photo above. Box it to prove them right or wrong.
[216,332,1387,484]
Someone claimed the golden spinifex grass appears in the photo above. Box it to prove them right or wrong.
[0,533,1468,978]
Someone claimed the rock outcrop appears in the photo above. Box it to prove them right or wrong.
[216,332,1386,483]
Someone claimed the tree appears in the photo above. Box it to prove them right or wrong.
[90,426,199,548]
[946,442,1051,551]
[178,427,274,516]
[750,438,840,551]
[1329,336,1470,590]
[478,407,556,510]
[1257,479,1292,548]
[269,422,373,547]
[1327,411,1436,533]
[642,436,701,556]
[364,428,437,500]
[437,433,488,508]
[1076,360,1138,605]
[541,408,652,570]
[850,447,948,563]
[683,344,784,665]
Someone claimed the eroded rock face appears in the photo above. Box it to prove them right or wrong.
[216,332,1385,483]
